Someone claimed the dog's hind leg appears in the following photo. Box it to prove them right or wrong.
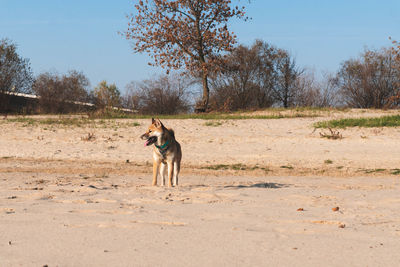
[159,163,167,186]
[173,161,179,186]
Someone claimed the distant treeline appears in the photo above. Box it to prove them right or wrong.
[1,38,399,115]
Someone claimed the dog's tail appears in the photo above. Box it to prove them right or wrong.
[168,128,175,139]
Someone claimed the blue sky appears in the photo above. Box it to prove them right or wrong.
[1,0,399,92]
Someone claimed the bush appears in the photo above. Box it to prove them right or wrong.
[124,74,191,114]
[32,70,91,113]
[337,47,400,108]
[293,72,339,108]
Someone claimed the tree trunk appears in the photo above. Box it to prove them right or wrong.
[283,87,288,108]
[283,98,288,108]
[195,71,209,113]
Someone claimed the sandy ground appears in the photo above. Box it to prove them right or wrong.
[0,109,400,266]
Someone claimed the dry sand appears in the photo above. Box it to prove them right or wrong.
[0,109,399,266]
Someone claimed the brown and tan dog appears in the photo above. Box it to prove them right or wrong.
[140,118,182,187]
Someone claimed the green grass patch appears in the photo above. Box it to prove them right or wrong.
[314,115,400,128]
[391,169,400,175]
[203,164,230,170]
[90,107,327,120]
[202,163,261,171]
[366,168,386,173]
[231,163,247,170]
[260,167,271,173]
[3,110,319,128]
[6,117,36,126]
[359,168,386,174]
[4,117,138,128]
[324,159,333,164]
[2,107,356,128]
[3,107,335,127]
[280,165,294,170]
[6,117,92,127]
[204,121,223,127]
[240,107,350,114]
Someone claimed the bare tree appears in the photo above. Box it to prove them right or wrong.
[337,47,399,108]
[125,74,191,114]
[209,40,277,111]
[209,43,261,111]
[124,0,248,112]
[210,40,340,110]
[33,70,90,113]
[0,39,33,112]
[254,41,282,108]
[272,51,303,108]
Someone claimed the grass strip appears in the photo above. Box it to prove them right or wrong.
[314,115,400,128]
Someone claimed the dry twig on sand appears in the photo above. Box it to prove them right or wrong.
[319,128,342,140]
[81,132,96,141]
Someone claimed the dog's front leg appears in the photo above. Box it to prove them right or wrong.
[167,160,174,187]
[159,163,166,186]
[152,160,160,186]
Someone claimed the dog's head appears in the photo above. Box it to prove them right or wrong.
[140,118,164,146]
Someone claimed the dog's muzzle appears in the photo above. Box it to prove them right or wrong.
[140,133,148,140]
[141,134,157,146]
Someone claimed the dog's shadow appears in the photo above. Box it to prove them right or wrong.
[223,182,289,189]
[180,182,290,191]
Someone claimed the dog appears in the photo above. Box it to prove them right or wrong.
[140,118,182,187]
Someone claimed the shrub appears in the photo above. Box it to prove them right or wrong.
[124,74,191,114]
[32,70,91,113]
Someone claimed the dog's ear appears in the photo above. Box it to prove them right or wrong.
[151,118,155,124]
[154,118,163,128]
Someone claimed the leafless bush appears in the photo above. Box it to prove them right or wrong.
[122,81,141,111]
[293,72,339,107]
[124,74,192,114]
[316,73,341,107]
[337,47,400,108]
[32,70,91,113]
